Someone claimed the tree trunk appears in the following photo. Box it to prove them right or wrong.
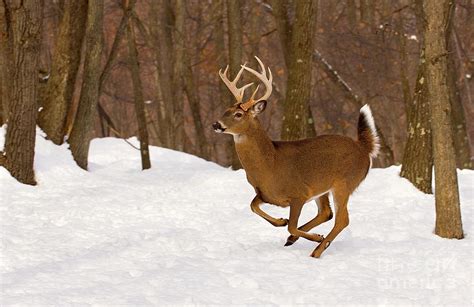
[226,0,243,169]
[270,0,292,64]
[149,0,184,151]
[183,53,208,159]
[68,0,103,170]
[126,6,151,170]
[0,1,14,126]
[150,0,173,148]
[423,0,463,239]
[97,0,136,139]
[38,0,87,145]
[171,0,185,152]
[1,0,43,185]
[447,32,472,169]
[400,0,433,193]
[347,0,357,29]
[213,0,234,166]
[281,0,315,140]
[400,49,433,194]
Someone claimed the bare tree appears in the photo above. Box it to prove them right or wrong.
[271,0,316,140]
[447,21,472,169]
[126,2,150,170]
[149,0,184,151]
[400,0,433,194]
[0,0,43,185]
[183,53,208,159]
[0,1,12,126]
[423,0,463,238]
[226,0,244,168]
[38,0,87,145]
[68,0,104,170]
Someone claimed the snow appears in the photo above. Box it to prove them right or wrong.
[1,127,473,305]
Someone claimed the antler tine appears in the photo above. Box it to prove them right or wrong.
[219,64,253,104]
[240,56,273,111]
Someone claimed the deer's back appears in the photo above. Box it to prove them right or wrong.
[266,135,370,202]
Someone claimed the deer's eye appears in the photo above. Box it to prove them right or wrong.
[234,112,243,119]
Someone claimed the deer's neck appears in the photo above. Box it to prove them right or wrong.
[233,120,275,177]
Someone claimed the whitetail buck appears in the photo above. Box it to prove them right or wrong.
[212,57,379,258]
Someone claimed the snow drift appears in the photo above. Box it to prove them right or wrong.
[1,128,473,305]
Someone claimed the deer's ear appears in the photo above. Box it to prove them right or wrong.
[250,100,267,116]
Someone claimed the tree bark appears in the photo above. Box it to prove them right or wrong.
[0,1,12,125]
[347,0,357,29]
[226,0,243,169]
[149,0,184,151]
[171,0,185,151]
[447,29,472,169]
[213,0,234,166]
[38,0,87,145]
[270,0,292,64]
[1,0,43,185]
[400,0,433,193]
[183,53,208,159]
[270,0,317,140]
[400,49,433,194]
[423,0,463,239]
[150,0,173,148]
[68,0,103,170]
[126,5,150,170]
[281,0,315,140]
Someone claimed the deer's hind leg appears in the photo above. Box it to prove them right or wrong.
[311,186,350,258]
[285,193,333,246]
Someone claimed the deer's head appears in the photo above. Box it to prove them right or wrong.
[212,56,273,135]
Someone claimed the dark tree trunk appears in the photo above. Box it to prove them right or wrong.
[0,1,12,125]
[347,0,357,29]
[68,0,103,170]
[281,0,315,140]
[38,0,87,145]
[150,0,173,148]
[400,0,433,193]
[400,50,433,194]
[447,31,472,169]
[149,0,184,151]
[226,0,243,169]
[171,0,185,152]
[183,53,208,159]
[213,0,234,166]
[1,0,43,185]
[423,0,463,239]
[126,7,151,170]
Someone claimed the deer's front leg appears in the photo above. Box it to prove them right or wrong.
[250,195,288,227]
[286,201,324,245]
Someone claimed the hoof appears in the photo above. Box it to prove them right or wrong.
[284,235,298,246]
[311,241,330,258]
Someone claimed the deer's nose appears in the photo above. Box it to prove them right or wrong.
[212,122,221,130]
[212,121,225,133]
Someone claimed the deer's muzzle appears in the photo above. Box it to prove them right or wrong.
[212,121,226,133]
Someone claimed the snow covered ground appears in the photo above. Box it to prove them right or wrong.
[1,128,473,306]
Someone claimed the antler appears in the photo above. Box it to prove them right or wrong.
[239,56,273,111]
[219,64,253,104]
